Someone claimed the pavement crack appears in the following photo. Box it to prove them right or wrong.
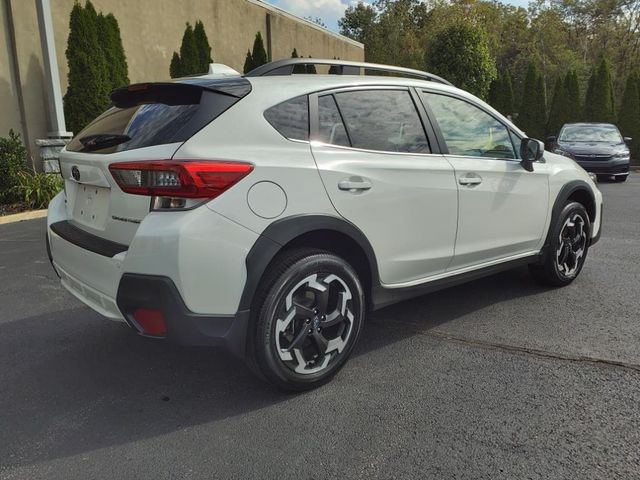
[381,320,640,373]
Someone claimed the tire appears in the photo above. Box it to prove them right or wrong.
[529,201,591,287]
[249,248,365,391]
[615,175,627,183]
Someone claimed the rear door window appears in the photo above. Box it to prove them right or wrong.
[317,95,350,147]
[264,95,309,141]
[333,90,430,153]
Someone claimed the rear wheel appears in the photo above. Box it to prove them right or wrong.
[250,249,365,391]
[529,201,590,287]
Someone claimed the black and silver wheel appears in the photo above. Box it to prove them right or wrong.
[529,201,591,286]
[250,249,365,391]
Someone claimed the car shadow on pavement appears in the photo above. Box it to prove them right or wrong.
[0,266,548,469]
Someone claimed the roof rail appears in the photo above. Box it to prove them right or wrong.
[245,58,453,86]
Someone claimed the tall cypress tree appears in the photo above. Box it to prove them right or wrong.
[618,72,640,159]
[97,12,128,90]
[585,59,615,123]
[518,62,546,139]
[328,57,340,75]
[193,20,212,73]
[170,52,182,78]
[547,75,569,136]
[306,56,317,74]
[243,50,254,74]
[488,76,501,111]
[178,23,199,76]
[564,70,581,123]
[251,32,268,69]
[502,71,515,117]
[292,48,306,74]
[63,1,111,134]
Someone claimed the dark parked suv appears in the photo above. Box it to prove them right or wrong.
[548,123,631,182]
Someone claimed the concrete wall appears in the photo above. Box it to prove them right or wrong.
[0,0,363,163]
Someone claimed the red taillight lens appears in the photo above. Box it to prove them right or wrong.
[132,308,167,337]
[108,160,253,198]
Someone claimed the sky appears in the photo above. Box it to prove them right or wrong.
[267,0,530,32]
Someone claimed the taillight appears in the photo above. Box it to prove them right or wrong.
[108,160,253,199]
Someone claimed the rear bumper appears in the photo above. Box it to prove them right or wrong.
[46,190,258,357]
[116,274,250,357]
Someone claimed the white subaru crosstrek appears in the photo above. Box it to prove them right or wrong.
[47,59,603,390]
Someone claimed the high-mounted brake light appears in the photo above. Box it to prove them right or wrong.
[108,160,253,199]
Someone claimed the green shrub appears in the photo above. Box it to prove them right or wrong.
[0,130,29,203]
[170,21,213,77]
[425,23,496,99]
[11,171,63,209]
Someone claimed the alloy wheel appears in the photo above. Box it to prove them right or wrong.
[274,273,355,375]
[556,212,587,277]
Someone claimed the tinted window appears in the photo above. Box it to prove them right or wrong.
[264,95,309,141]
[334,90,430,153]
[67,82,247,154]
[422,92,515,159]
[558,124,622,143]
[318,95,349,147]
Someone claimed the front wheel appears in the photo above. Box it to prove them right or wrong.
[529,201,591,287]
[250,249,365,391]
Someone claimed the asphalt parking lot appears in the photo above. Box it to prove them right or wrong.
[1,174,639,479]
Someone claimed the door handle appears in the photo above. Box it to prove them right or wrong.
[338,178,372,191]
[458,174,482,186]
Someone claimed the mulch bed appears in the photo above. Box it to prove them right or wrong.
[0,202,30,216]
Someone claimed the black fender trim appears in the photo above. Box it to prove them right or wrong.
[539,180,596,261]
[238,214,380,312]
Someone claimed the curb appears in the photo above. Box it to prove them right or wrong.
[0,209,47,225]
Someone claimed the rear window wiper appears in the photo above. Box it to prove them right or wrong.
[79,133,131,152]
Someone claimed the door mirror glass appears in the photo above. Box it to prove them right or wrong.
[520,138,544,171]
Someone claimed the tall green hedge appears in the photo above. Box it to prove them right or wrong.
[63,1,110,134]
[547,75,570,136]
[97,12,128,89]
[488,71,515,117]
[518,62,547,140]
[618,72,640,159]
[243,32,268,74]
[564,70,581,123]
[169,21,213,78]
[584,58,615,123]
[425,23,496,99]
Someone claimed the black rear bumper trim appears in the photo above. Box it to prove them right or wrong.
[116,273,250,358]
[50,220,128,257]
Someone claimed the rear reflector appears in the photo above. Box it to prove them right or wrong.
[109,160,253,199]
[132,308,167,337]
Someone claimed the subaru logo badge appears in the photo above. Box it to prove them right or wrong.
[71,166,80,181]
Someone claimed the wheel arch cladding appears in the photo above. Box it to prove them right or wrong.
[238,215,379,312]
[544,180,595,253]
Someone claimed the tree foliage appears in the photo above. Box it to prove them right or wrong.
[518,62,547,140]
[63,1,111,134]
[193,20,213,72]
[618,72,640,159]
[585,58,616,123]
[425,23,496,99]
[97,12,128,90]
[547,75,570,136]
[488,71,515,117]
[243,32,268,74]
[170,21,212,77]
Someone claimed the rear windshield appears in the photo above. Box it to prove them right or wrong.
[66,80,250,154]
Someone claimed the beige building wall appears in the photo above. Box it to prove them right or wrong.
[0,0,364,163]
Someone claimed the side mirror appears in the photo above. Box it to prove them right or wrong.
[624,136,632,143]
[520,138,544,172]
